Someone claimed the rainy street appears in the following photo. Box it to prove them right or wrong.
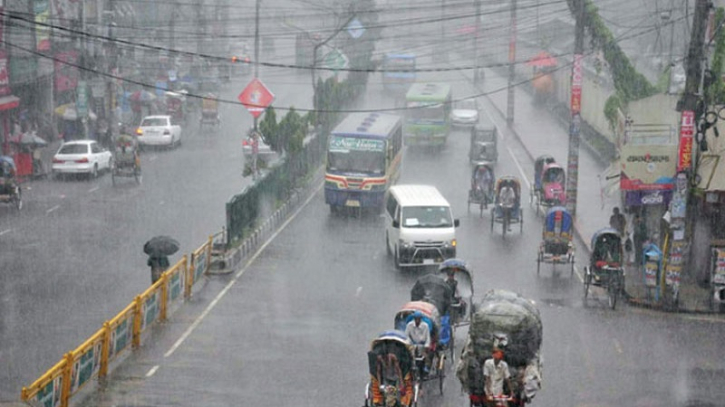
[2,1,725,406]
[79,52,725,407]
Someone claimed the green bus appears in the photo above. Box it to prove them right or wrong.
[404,83,452,147]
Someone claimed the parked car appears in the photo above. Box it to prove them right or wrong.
[450,98,479,127]
[51,140,112,180]
[136,115,182,148]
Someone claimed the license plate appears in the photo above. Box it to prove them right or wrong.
[345,199,360,207]
[423,259,435,265]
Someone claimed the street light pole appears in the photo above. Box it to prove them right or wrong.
[506,0,516,125]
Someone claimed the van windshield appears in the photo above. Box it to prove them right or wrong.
[402,206,452,228]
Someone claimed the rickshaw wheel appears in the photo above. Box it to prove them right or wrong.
[437,354,445,395]
[14,188,22,210]
[570,258,575,277]
[536,253,541,275]
[490,210,494,231]
[583,268,591,300]
[608,281,618,310]
[520,210,524,232]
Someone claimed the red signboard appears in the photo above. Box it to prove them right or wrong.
[570,54,583,114]
[0,50,10,97]
[55,50,79,92]
[677,110,695,172]
[238,78,275,119]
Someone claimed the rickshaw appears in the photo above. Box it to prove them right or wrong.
[531,157,566,214]
[165,91,186,125]
[468,163,495,216]
[199,92,221,131]
[0,156,22,210]
[410,274,454,362]
[469,122,498,164]
[583,228,625,309]
[536,206,575,276]
[394,301,446,395]
[437,258,473,329]
[364,330,420,407]
[111,134,141,185]
[491,176,524,237]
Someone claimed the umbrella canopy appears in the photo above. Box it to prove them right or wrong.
[130,90,157,103]
[54,104,97,121]
[143,235,180,257]
[526,51,557,68]
[12,132,47,147]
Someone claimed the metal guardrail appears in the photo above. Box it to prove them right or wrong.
[21,236,213,407]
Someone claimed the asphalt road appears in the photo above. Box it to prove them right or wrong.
[0,43,314,399]
[76,52,725,407]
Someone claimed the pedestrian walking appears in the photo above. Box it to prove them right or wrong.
[633,214,647,265]
[609,207,626,237]
[147,255,170,284]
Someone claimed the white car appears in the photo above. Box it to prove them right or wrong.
[52,140,112,179]
[136,115,182,148]
[450,99,479,127]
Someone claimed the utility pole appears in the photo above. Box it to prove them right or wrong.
[667,0,710,304]
[253,0,261,131]
[440,0,447,62]
[473,0,481,84]
[104,0,118,141]
[506,0,516,125]
[565,0,584,217]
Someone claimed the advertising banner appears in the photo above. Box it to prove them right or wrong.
[713,248,725,285]
[35,0,51,51]
[620,144,677,191]
[677,110,695,172]
[55,51,78,92]
[0,50,10,97]
[644,261,659,287]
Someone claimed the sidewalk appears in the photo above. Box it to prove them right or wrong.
[471,64,718,314]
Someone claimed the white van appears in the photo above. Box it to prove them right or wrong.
[384,185,460,268]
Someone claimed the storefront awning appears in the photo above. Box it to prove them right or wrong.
[0,95,20,111]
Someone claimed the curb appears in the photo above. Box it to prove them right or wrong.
[465,68,714,314]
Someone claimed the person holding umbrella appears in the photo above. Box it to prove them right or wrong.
[144,235,180,284]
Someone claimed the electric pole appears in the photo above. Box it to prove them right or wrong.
[253,0,260,131]
[565,0,584,217]
[666,0,710,303]
[473,0,481,84]
[506,0,517,125]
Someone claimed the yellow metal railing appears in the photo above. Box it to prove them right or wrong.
[21,235,214,407]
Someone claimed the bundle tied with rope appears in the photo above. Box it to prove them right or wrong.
[456,290,543,401]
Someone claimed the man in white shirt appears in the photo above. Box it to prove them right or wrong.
[405,311,431,373]
[498,184,516,231]
[483,348,513,405]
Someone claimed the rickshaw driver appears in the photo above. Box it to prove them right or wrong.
[473,166,493,206]
[405,311,431,374]
[484,348,514,406]
[376,344,405,393]
[445,269,467,321]
[498,183,516,231]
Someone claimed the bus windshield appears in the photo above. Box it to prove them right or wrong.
[327,136,386,175]
[407,102,445,123]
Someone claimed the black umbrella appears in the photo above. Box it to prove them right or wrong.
[143,235,180,257]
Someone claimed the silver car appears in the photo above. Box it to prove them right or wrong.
[450,99,479,127]
[136,115,182,148]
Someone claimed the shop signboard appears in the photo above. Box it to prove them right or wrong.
[55,51,79,92]
[76,80,88,118]
[35,0,51,51]
[0,50,9,96]
[620,144,677,191]
[713,248,725,285]
[644,261,659,287]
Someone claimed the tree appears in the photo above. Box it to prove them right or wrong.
[259,106,280,152]
[278,107,305,155]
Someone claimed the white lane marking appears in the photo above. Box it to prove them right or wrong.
[0,229,11,236]
[356,286,363,297]
[165,182,324,358]
[46,205,60,214]
[506,146,531,190]
[613,338,623,354]
[88,186,100,193]
[146,365,160,377]
[573,265,584,283]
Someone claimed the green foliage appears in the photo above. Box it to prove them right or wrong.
[259,106,280,151]
[571,0,657,103]
[278,107,306,154]
[706,8,725,105]
[603,93,623,133]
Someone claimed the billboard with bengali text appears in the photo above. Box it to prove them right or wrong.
[620,144,677,191]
